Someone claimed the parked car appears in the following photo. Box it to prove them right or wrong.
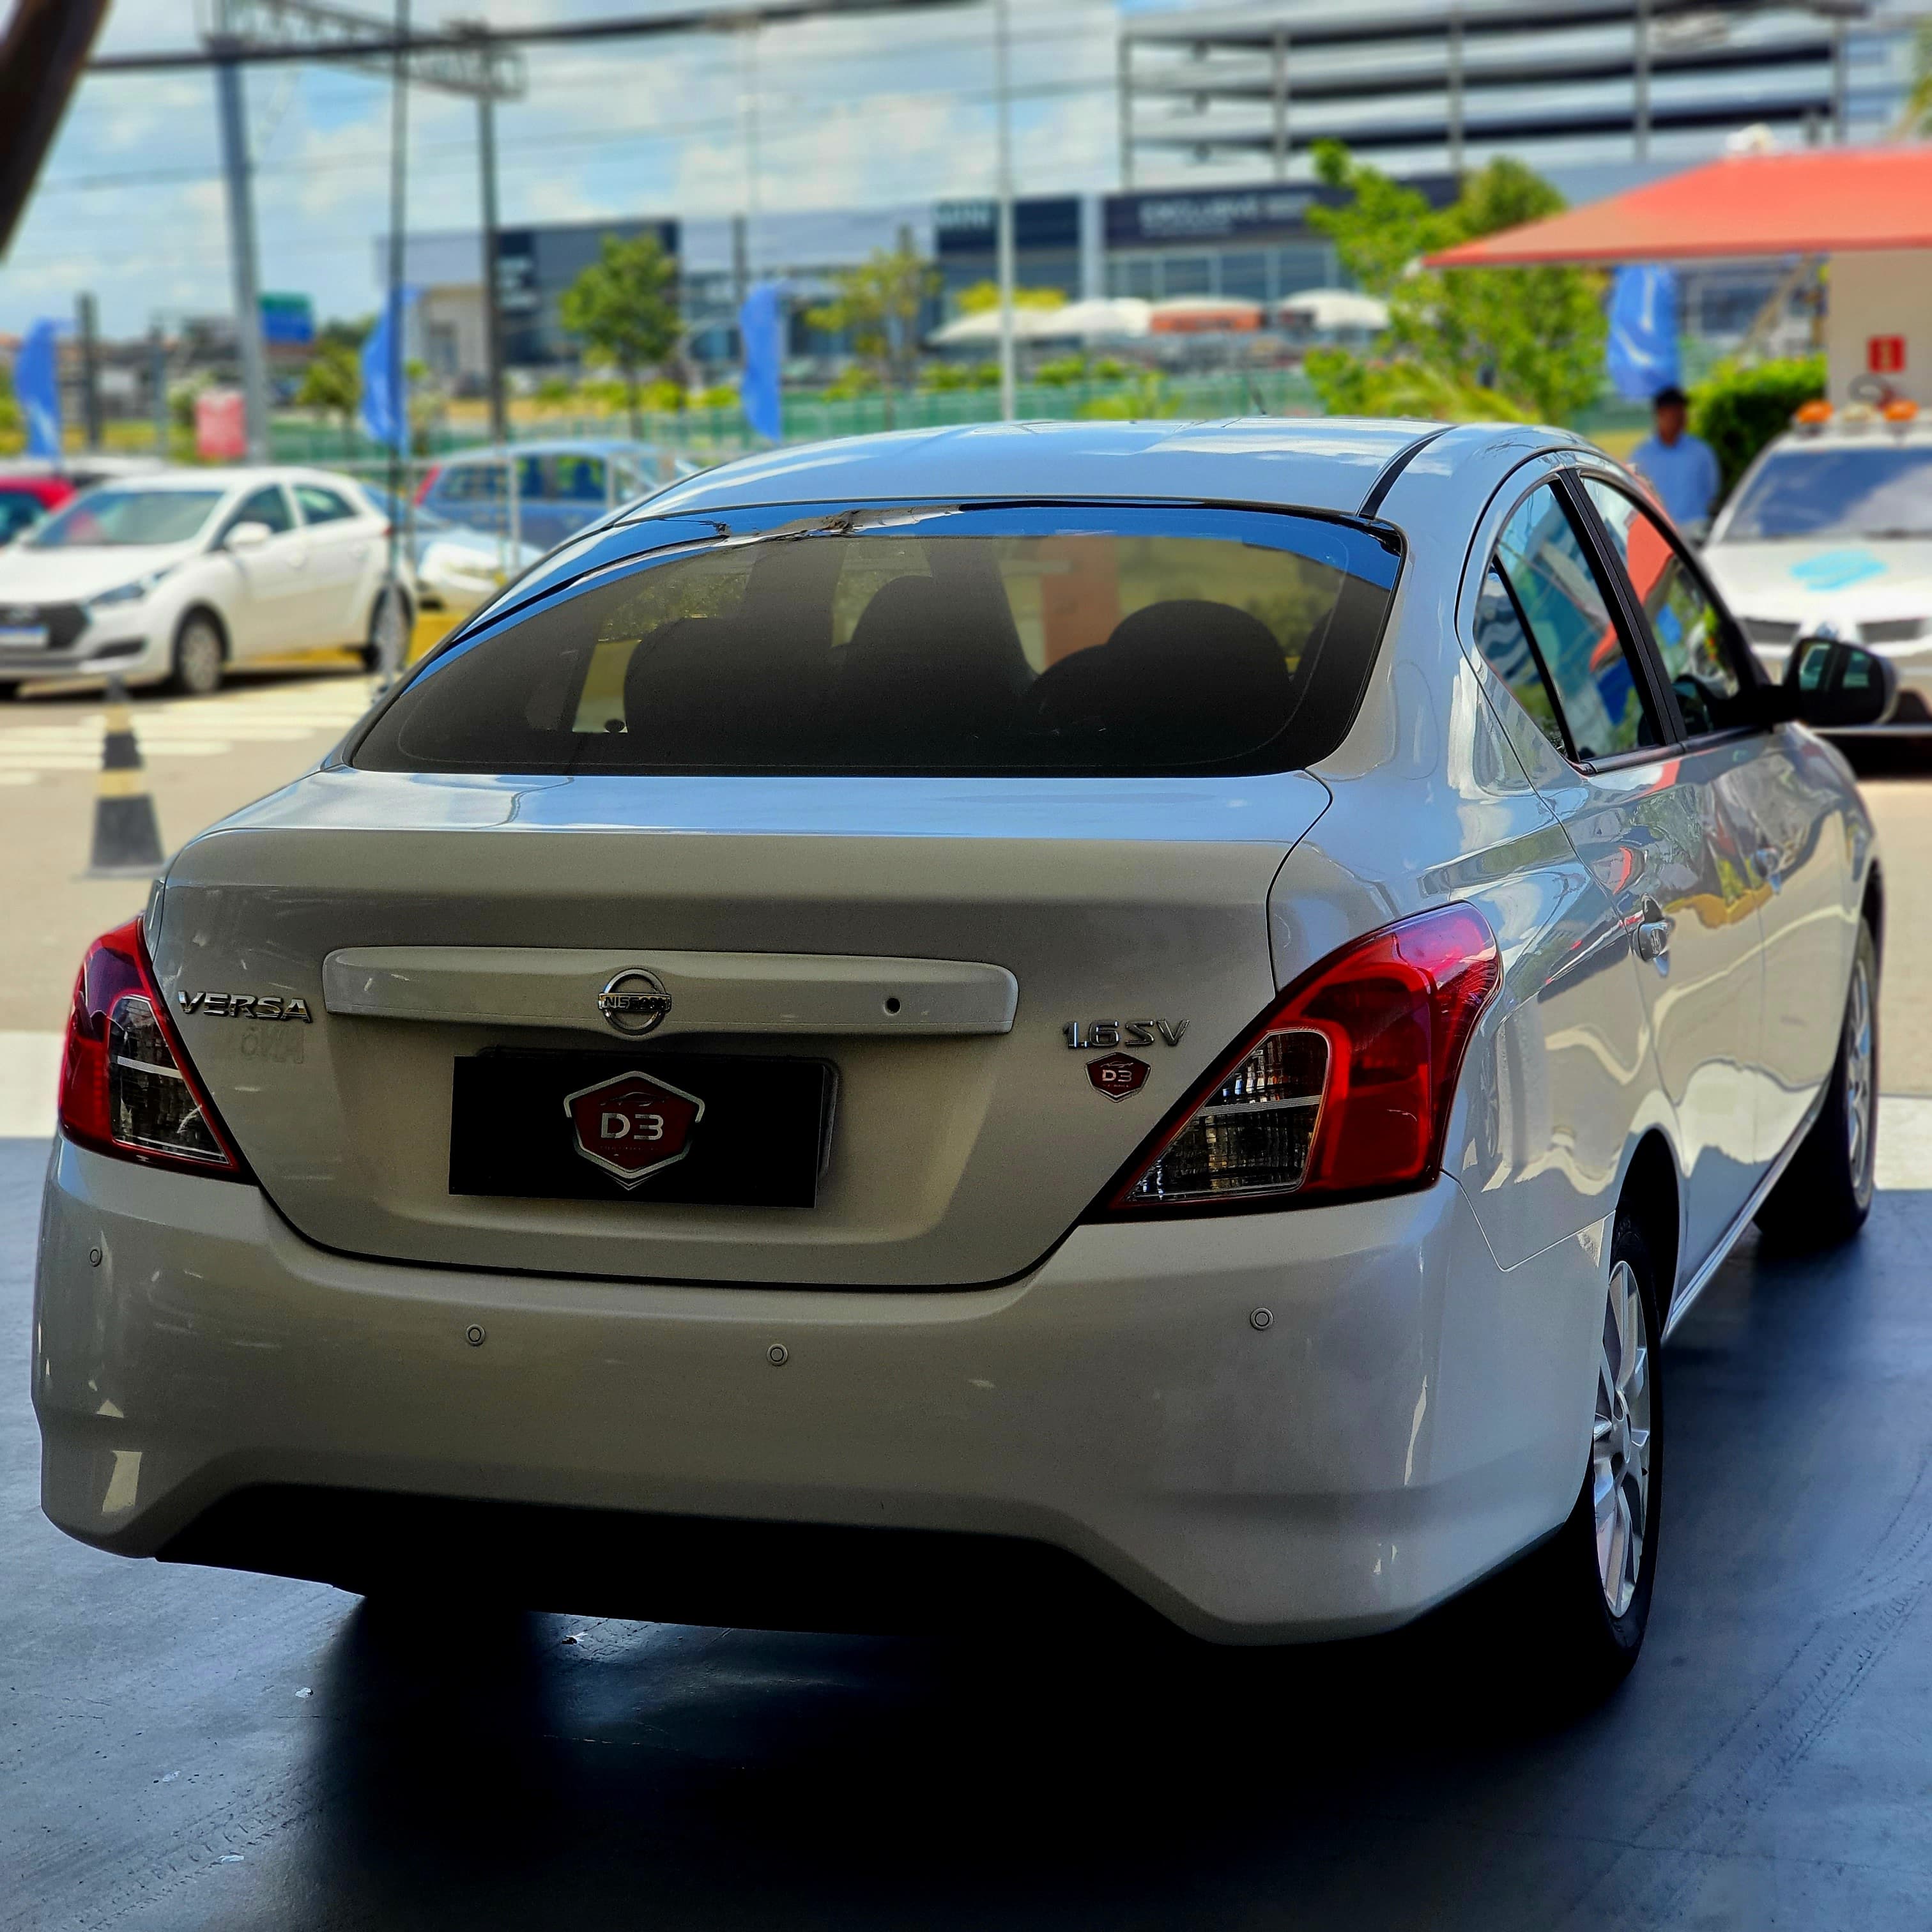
[0,465,410,698]
[413,440,678,554]
[0,475,65,546]
[355,484,545,619]
[1701,408,1932,730]
[33,420,1887,1701]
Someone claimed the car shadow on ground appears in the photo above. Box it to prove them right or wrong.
[271,1215,1932,1932]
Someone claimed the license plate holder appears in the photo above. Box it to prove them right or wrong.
[0,625,48,647]
[449,1050,834,1207]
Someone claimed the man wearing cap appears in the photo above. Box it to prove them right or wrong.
[1630,385,1722,532]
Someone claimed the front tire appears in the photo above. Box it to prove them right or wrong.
[1756,919,1878,1249]
[169,611,224,696]
[1494,1209,1663,1706]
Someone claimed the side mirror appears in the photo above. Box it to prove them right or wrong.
[224,520,272,551]
[1782,636,1899,730]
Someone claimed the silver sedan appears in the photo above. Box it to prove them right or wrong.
[33,419,1887,1704]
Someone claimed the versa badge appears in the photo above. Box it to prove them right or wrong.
[177,991,313,1023]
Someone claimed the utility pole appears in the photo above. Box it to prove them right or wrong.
[213,38,272,459]
[383,0,411,684]
[995,0,1015,424]
[149,325,170,456]
[75,292,103,451]
[1634,0,1651,161]
[477,89,507,443]
[197,3,524,473]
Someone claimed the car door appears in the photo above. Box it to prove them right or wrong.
[215,483,311,655]
[1581,473,1858,1166]
[1471,473,1767,1286]
[290,480,378,644]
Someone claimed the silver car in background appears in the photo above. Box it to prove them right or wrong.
[34,420,1885,1703]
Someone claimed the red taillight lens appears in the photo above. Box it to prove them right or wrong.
[413,465,440,504]
[1103,903,1499,1214]
[58,918,249,1180]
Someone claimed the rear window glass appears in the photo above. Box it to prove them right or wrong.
[352,503,1401,777]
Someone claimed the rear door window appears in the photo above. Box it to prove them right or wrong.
[1491,484,1661,763]
[222,485,294,540]
[353,502,1402,777]
[293,483,358,525]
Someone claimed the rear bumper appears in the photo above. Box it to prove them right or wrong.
[32,1138,1604,1643]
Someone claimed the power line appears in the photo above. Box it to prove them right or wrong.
[30,74,1114,197]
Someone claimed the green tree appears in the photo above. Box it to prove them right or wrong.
[806,240,939,425]
[0,358,20,454]
[296,341,362,449]
[1690,355,1826,494]
[954,279,1064,316]
[558,232,682,438]
[1305,144,1607,425]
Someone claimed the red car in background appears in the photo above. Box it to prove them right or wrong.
[0,472,73,546]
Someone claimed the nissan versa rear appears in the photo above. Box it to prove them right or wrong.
[34,421,1883,1698]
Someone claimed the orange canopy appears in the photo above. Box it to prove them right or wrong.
[1426,147,1932,269]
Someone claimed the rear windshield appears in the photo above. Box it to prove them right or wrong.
[352,502,1401,777]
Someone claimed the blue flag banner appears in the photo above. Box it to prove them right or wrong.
[359,285,418,452]
[1607,265,1680,401]
[739,281,785,445]
[16,319,63,458]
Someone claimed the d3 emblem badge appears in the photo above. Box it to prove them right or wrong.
[1087,1052,1150,1102]
[564,1069,705,1189]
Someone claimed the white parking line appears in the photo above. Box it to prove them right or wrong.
[0,679,379,784]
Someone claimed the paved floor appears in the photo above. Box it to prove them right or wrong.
[3,1134,1931,1929]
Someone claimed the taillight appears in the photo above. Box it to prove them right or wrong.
[1100,903,1499,1215]
[57,917,249,1180]
[413,465,440,504]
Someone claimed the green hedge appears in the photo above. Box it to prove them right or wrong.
[1690,356,1826,495]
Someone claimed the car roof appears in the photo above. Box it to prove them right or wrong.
[1763,424,1932,454]
[637,418,1452,519]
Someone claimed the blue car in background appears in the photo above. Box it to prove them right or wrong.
[414,440,682,554]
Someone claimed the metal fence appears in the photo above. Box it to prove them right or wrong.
[268,369,1326,470]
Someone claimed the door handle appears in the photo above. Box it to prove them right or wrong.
[1632,898,1671,970]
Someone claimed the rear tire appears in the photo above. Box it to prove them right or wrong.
[363,585,410,675]
[1755,919,1878,1250]
[0,682,19,702]
[1492,1209,1663,1708]
[169,611,224,696]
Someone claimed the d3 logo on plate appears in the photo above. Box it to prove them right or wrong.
[1087,1052,1150,1102]
[564,1069,705,1189]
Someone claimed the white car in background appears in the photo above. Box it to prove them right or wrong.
[0,466,411,700]
[1702,415,1932,730]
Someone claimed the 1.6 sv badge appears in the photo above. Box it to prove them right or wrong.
[1063,1018,1188,1050]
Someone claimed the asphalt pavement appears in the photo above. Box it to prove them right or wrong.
[4,1127,1932,1929]
[6,698,1932,1927]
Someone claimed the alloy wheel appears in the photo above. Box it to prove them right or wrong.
[1593,1259,1653,1620]
[1845,951,1875,1204]
[176,620,222,696]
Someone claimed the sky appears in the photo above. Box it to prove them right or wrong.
[3,0,1157,339]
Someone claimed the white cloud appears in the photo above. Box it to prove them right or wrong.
[4,0,1132,336]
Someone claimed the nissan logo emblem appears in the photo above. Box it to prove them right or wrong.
[597,968,672,1036]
